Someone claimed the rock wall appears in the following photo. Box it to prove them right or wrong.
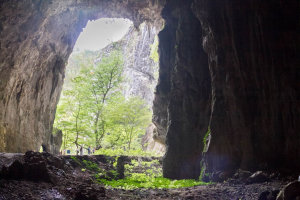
[141,123,165,154]
[154,0,211,179]
[0,0,164,153]
[98,23,159,107]
[154,0,299,179]
[89,22,164,153]
[0,0,299,180]
[43,129,62,155]
[193,0,300,174]
[122,23,159,107]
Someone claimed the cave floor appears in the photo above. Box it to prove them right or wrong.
[0,152,288,199]
[0,179,286,200]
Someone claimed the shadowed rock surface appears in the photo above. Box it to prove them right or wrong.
[192,0,300,176]
[154,0,300,178]
[0,0,299,181]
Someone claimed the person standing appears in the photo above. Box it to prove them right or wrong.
[80,146,83,155]
[87,146,91,155]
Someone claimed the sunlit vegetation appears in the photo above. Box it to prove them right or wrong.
[72,156,209,190]
[150,35,159,63]
[95,145,160,157]
[54,50,152,154]
[98,175,210,189]
[54,29,207,189]
[98,159,209,189]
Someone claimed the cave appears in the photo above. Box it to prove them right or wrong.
[0,0,299,199]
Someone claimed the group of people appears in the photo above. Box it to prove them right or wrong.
[61,145,95,155]
[77,145,95,155]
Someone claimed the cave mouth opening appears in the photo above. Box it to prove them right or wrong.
[54,17,165,157]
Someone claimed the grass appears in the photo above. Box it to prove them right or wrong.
[95,148,163,157]
[96,174,210,190]
[73,150,210,190]
[95,159,210,189]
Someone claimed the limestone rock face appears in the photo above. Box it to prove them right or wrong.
[96,22,164,152]
[141,123,165,154]
[99,23,159,107]
[122,24,159,107]
[192,0,300,173]
[155,0,211,179]
[153,0,299,179]
[0,0,164,153]
[43,129,62,155]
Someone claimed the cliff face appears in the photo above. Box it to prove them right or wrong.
[93,23,164,153]
[0,0,164,153]
[99,23,159,107]
[122,23,159,107]
[154,0,299,179]
[192,0,300,174]
[154,0,211,179]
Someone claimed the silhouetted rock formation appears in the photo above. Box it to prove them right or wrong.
[154,0,299,179]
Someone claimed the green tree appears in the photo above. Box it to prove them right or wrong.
[82,51,124,148]
[55,75,92,152]
[55,49,152,154]
[107,96,152,150]
[55,50,124,151]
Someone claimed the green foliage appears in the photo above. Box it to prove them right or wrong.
[81,50,124,148]
[203,126,211,153]
[71,155,209,190]
[82,160,100,171]
[95,148,160,157]
[70,156,82,166]
[70,156,100,172]
[95,158,209,190]
[124,159,161,179]
[199,165,209,181]
[150,36,159,63]
[55,49,153,153]
[150,36,159,80]
[97,174,209,189]
[104,95,151,150]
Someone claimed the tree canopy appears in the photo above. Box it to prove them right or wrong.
[54,50,152,154]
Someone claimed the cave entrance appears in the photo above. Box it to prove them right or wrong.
[54,18,164,157]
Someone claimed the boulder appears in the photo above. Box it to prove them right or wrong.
[247,171,269,184]
[0,151,61,183]
[211,171,233,182]
[74,185,105,200]
[234,169,252,181]
[1,160,25,180]
[258,190,280,200]
[276,181,300,200]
